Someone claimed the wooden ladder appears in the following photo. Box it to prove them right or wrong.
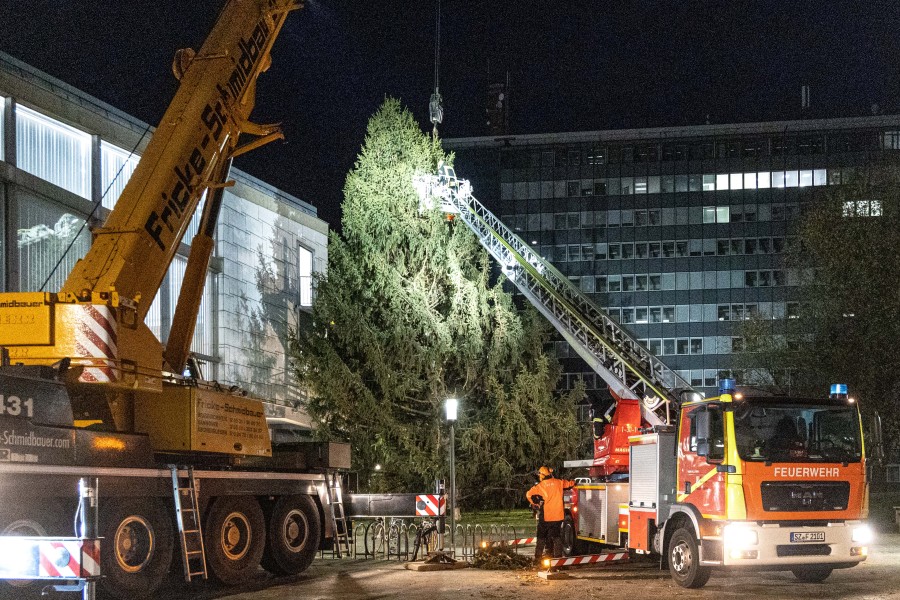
[170,465,208,581]
[327,471,352,558]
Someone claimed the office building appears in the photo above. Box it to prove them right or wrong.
[446,115,900,399]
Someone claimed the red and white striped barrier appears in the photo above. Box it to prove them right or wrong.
[0,537,101,580]
[543,551,629,569]
[485,537,536,547]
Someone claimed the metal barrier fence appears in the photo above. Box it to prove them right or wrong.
[322,520,534,562]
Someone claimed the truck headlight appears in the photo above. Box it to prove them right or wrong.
[851,525,873,544]
[724,524,758,548]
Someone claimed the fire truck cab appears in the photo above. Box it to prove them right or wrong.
[585,381,873,587]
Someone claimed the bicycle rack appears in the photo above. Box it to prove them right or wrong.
[352,521,368,558]
[348,520,531,562]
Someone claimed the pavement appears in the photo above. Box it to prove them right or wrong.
[162,533,900,600]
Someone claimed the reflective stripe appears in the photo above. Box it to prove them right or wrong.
[677,466,719,502]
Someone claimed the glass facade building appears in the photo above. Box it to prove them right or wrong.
[446,116,900,400]
[0,51,327,419]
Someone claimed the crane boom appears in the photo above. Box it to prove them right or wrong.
[63,0,299,318]
[0,0,301,396]
[414,164,698,425]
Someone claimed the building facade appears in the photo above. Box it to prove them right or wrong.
[446,116,900,400]
[0,52,327,420]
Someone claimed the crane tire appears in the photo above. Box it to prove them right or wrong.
[204,495,266,586]
[261,494,320,575]
[98,497,174,600]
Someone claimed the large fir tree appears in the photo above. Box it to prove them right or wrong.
[290,99,582,507]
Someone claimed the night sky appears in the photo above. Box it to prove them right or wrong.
[1,1,898,230]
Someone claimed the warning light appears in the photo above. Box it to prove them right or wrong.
[542,557,551,569]
[830,383,848,399]
[719,378,736,394]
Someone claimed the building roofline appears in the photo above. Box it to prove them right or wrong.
[443,114,900,150]
[0,50,319,218]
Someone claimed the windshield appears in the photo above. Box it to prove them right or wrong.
[733,400,862,463]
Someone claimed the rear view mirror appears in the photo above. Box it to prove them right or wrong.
[870,412,885,463]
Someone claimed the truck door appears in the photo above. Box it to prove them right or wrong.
[676,404,726,517]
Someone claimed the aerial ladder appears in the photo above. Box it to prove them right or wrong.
[414,164,699,474]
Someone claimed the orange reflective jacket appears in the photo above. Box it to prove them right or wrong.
[525,477,575,522]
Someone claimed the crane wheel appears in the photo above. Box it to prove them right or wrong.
[261,494,320,575]
[204,495,266,586]
[98,497,174,600]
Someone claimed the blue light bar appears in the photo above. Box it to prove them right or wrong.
[830,383,848,397]
[719,378,736,394]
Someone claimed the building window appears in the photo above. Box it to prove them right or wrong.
[843,200,882,217]
[299,244,313,307]
[16,105,92,199]
[701,206,730,224]
[100,141,140,209]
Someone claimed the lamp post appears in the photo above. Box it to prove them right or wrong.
[445,397,458,556]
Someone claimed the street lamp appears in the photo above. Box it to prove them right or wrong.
[445,397,458,556]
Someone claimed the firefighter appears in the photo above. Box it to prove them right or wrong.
[525,466,575,566]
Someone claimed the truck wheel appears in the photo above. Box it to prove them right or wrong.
[98,497,174,600]
[792,567,833,582]
[204,496,266,585]
[261,495,320,575]
[668,527,711,588]
[561,515,583,556]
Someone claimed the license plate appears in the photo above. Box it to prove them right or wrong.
[790,532,825,543]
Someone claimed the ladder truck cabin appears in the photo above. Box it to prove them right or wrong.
[0,2,353,598]
[415,164,874,588]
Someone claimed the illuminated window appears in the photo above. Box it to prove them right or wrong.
[100,141,140,209]
[843,200,882,217]
[16,105,91,199]
[299,245,313,307]
[716,173,729,190]
[743,173,756,189]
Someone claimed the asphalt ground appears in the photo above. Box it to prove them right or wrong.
[158,533,900,600]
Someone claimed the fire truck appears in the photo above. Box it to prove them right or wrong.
[0,2,354,598]
[415,164,875,588]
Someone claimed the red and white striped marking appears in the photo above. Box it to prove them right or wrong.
[415,494,446,516]
[488,537,535,546]
[80,539,101,577]
[543,551,629,568]
[75,305,118,383]
[37,539,101,578]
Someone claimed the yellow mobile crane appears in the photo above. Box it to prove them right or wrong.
[0,2,351,598]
